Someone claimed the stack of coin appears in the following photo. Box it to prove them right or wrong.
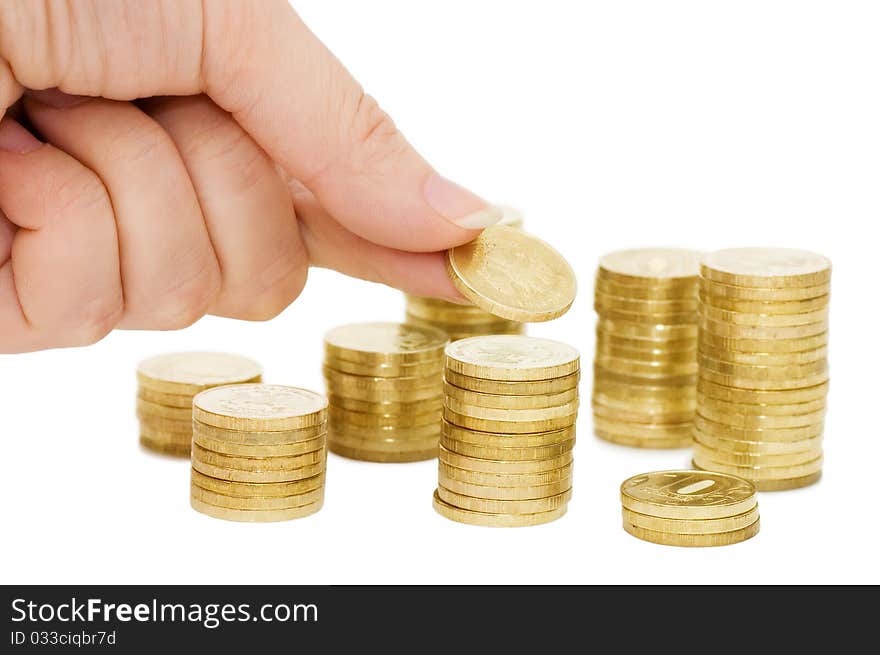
[136,352,262,456]
[405,206,526,340]
[620,470,760,546]
[190,384,328,522]
[323,322,448,462]
[592,249,703,448]
[434,335,580,527]
[694,248,831,491]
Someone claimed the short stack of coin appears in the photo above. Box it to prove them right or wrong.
[190,384,328,522]
[434,335,580,527]
[323,322,448,462]
[136,352,262,456]
[405,206,526,340]
[621,470,760,547]
[592,249,703,448]
[694,248,831,491]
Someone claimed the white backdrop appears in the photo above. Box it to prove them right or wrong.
[1,0,877,584]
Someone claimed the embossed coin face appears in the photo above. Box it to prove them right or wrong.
[324,322,448,362]
[446,226,577,322]
[193,384,327,431]
[620,470,757,520]
[445,335,580,381]
[702,248,831,287]
[599,248,703,282]
[137,352,262,394]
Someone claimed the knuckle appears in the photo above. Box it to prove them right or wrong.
[234,258,308,322]
[106,122,167,166]
[154,256,221,329]
[73,296,123,346]
[345,90,406,167]
[47,167,112,224]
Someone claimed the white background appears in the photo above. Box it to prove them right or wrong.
[1,0,878,584]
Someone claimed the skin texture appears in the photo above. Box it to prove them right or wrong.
[0,0,495,353]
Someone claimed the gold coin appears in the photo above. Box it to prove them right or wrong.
[190,497,322,522]
[446,225,577,322]
[592,378,696,401]
[192,443,325,471]
[137,352,262,395]
[699,278,830,301]
[323,356,443,378]
[441,421,575,448]
[698,292,829,315]
[695,413,824,442]
[697,329,828,354]
[137,412,192,433]
[192,420,326,445]
[444,369,580,396]
[193,433,326,457]
[592,402,694,425]
[437,486,571,514]
[594,293,699,315]
[594,354,698,378]
[597,318,699,340]
[595,277,698,300]
[323,382,442,402]
[191,483,324,510]
[696,404,825,429]
[597,307,696,327]
[438,461,573,487]
[693,443,822,467]
[323,366,441,391]
[406,295,490,311]
[597,248,703,286]
[699,304,828,327]
[443,382,577,410]
[696,392,826,416]
[444,397,579,422]
[404,302,515,325]
[139,433,190,457]
[698,368,829,391]
[327,393,442,414]
[701,248,831,288]
[693,431,822,455]
[440,436,574,461]
[693,453,823,480]
[443,407,577,434]
[622,506,760,535]
[193,384,327,431]
[137,387,194,408]
[328,429,438,451]
[324,321,448,365]
[403,314,523,336]
[191,457,325,483]
[138,420,191,439]
[594,365,696,387]
[329,406,440,428]
[697,343,828,366]
[620,470,756,520]
[698,315,828,340]
[190,468,324,498]
[697,378,829,404]
[136,397,192,421]
[592,416,692,439]
[697,354,828,380]
[439,475,572,501]
[595,330,697,351]
[445,335,580,381]
[596,341,697,363]
[753,471,821,491]
[328,419,439,440]
[438,445,573,474]
[592,392,695,416]
[432,490,566,527]
[329,442,437,462]
[623,519,759,547]
[594,430,692,449]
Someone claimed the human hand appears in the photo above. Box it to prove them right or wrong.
[0,0,500,353]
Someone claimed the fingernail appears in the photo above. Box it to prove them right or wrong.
[0,119,42,154]
[25,88,89,109]
[423,173,501,229]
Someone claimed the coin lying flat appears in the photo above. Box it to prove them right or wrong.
[324,322,448,365]
[432,490,567,527]
[620,470,757,520]
[191,484,324,511]
[439,445,573,474]
[699,278,830,301]
[137,352,262,394]
[436,486,572,514]
[444,369,580,396]
[445,335,580,381]
[622,506,760,535]
[598,248,703,285]
[190,469,325,498]
[193,433,327,457]
[439,461,573,487]
[190,497,323,523]
[623,519,759,547]
[193,384,328,431]
[446,225,577,322]
[701,248,831,288]
[329,443,438,463]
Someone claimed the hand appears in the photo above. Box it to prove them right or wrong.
[0,0,499,353]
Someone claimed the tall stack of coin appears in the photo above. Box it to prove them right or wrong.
[694,248,831,491]
[190,384,328,522]
[434,335,580,527]
[405,206,526,340]
[323,323,448,462]
[620,470,760,547]
[136,352,262,456]
[592,249,703,448]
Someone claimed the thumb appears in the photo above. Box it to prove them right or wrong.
[201,1,500,252]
